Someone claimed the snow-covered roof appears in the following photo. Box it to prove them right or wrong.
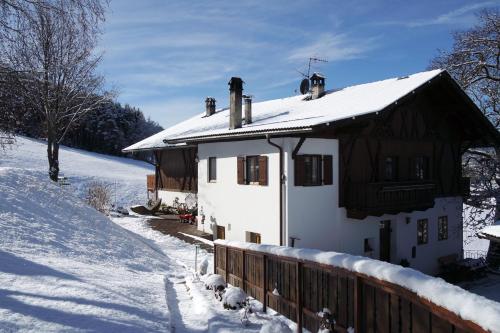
[480,223,500,241]
[124,69,444,152]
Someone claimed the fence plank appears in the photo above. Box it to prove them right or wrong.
[296,261,303,333]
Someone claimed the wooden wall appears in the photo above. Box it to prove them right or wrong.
[155,147,197,193]
[334,80,472,216]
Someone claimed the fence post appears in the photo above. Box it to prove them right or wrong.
[214,244,217,274]
[242,249,246,291]
[353,275,363,333]
[225,246,229,283]
[262,253,267,313]
[296,261,303,333]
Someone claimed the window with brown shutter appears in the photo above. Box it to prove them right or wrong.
[295,155,306,186]
[258,155,268,185]
[238,155,268,186]
[237,156,245,184]
[323,155,333,185]
[295,154,332,186]
[246,231,261,244]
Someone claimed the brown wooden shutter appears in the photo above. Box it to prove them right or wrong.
[295,155,305,186]
[237,156,245,184]
[323,155,333,185]
[258,155,268,185]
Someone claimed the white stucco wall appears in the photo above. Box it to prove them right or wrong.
[197,139,281,245]
[197,137,463,275]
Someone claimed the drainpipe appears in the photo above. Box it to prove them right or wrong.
[266,134,284,246]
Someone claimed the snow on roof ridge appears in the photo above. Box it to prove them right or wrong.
[123,69,445,152]
[215,239,500,332]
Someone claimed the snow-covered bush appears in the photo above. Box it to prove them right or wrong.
[222,286,247,309]
[198,257,208,275]
[317,307,335,333]
[260,319,292,333]
[84,181,112,213]
[204,274,226,301]
[204,274,226,290]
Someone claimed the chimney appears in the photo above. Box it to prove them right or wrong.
[243,95,252,125]
[205,97,216,117]
[310,73,325,99]
[228,77,243,129]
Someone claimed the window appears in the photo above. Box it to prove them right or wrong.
[247,231,261,244]
[237,155,268,185]
[216,226,225,240]
[417,219,428,245]
[295,155,333,186]
[246,156,260,184]
[208,157,217,182]
[384,156,399,181]
[304,155,322,185]
[438,216,448,241]
[414,156,429,180]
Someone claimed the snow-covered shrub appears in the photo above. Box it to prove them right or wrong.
[260,319,292,333]
[84,181,112,213]
[198,257,208,275]
[317,307,335,332]
[204,274,226,290]
[222,286,247,309]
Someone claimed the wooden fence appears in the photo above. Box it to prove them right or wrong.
[214,243,488,333]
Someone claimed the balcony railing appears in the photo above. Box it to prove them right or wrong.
[346,180,436,218]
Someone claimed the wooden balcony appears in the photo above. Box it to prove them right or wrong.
[346,180,436,219]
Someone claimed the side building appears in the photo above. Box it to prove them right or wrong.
[125,70,498,275]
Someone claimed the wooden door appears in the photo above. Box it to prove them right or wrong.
[216,226,225,240]
[379,220,391,262]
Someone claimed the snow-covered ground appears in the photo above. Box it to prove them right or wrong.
[0,136,153,206]
[0,136,295,332]
[0,167,171,332]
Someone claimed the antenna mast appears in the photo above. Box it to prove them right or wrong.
[307,57,328,77]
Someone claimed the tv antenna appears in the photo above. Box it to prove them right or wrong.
[296,57,328,94]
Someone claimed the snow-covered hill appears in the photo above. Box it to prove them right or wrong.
[0,166,171,332]
[0,136,153,206]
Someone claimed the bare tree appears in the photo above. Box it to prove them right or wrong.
[430,9,499,249]
[0,0,110,180]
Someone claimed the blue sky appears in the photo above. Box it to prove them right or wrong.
[99,0,499,128]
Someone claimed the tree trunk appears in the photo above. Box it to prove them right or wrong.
[47,139,60,182]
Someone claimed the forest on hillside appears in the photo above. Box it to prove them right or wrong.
[3,91,162,159]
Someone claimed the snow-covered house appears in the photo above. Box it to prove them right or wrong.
[124,69,498,275]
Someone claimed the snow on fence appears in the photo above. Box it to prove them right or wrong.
[214,240,500,333]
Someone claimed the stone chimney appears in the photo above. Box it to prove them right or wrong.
[205,97,216,117]
[310,73,325,99]
[243,95,252,125]
[228,77,243,129]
